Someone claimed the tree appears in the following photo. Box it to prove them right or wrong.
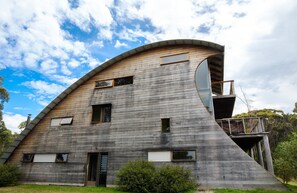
[18,121,26,131]
[273,132,297,183]
[0,121,15,156]
[0,76,9,120]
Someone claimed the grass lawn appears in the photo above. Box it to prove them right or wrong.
[0,184,296,193]
[214,184,297,193]
[0,185,128,193]
[0,184,196,193]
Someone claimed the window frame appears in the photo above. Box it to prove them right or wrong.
[172,150,196,162]
[22,153,34,163]
[95,79,114,89]
[114,76,134,87]
[50,117,73,127]
[160,52,189,65]
[91,104,112,124]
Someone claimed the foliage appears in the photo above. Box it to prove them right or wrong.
[116,160,196,193]
[293,102,297,113]
[154,164,196,193]
[0,164,22,187]
[0,121,16,156]
[273,132,297,183]
[116,160,156,193]
[18,121,27,130]
[0,76,9,121]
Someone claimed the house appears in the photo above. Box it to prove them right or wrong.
[0,39,286,190]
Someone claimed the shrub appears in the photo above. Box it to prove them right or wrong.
[154,164,196,193]
[0,164,22,187]
[116,160,197,193]
[116,160,156,193]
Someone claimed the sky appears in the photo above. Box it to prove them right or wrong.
[1,0,297,133]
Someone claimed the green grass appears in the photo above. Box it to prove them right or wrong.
[0,184,196,193]
[0,184,129,193]
[214,184,297,193]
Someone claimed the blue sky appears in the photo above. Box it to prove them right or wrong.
[1,0,297,133]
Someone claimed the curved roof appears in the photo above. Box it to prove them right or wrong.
[0,39,224,163]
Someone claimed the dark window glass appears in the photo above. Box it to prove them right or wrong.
[161,118,170,133]
[56,153,68,163]
[92,104,112,123]
[22,153,34,163]
[172,151,195,161]
[114,76,133,86]
[161,53,189,65]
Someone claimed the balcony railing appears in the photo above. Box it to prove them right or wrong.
[216,117,265,135]
[212,80,235,96]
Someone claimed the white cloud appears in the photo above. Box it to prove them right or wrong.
[22,80,65,95]
[114,40,128,48]
[3,113,27,133]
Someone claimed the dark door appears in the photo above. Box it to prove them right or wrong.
[98,152,108,186]
[86,152,108,187]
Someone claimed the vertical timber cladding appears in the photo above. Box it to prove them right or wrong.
[5,42,285,189]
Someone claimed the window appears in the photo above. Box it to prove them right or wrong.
[95,80,113,89]
[92,104,112,123]
[114,76,133,86]
[22,153,34,163]
[56,153,68,163]
[50,117,73,126]
[160,53,189,65]
[33,154,56,162]
[161,118,170,133]
[148,151,171,162]
[172,150,195,161]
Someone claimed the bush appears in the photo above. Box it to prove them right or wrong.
[0,164,22,187]
[116,160,156,193]
[116,160,197,193]
[154,164,196,193]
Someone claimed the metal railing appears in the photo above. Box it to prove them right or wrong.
[212,80,235,96]
[216,117,265,135]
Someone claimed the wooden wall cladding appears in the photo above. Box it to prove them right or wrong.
[7,45,284,189]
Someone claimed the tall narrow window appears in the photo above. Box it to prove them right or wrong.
[161,118,170,133]
[161,53,189,65]
[92,104,112,123]
[114,76,133,86]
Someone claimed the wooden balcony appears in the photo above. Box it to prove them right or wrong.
[216,117,268,151]
[212,80,236,119]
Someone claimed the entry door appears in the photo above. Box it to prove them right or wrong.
[86,152,109,186]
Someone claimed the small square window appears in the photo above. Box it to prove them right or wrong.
[56,153,68,163]
[22,153,34,163]
[92,104,112,123]
[161,118,170,133]
[172,151,196,161]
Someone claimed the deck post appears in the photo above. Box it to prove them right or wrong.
[257,142,264,167]
[263,135,274,174]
